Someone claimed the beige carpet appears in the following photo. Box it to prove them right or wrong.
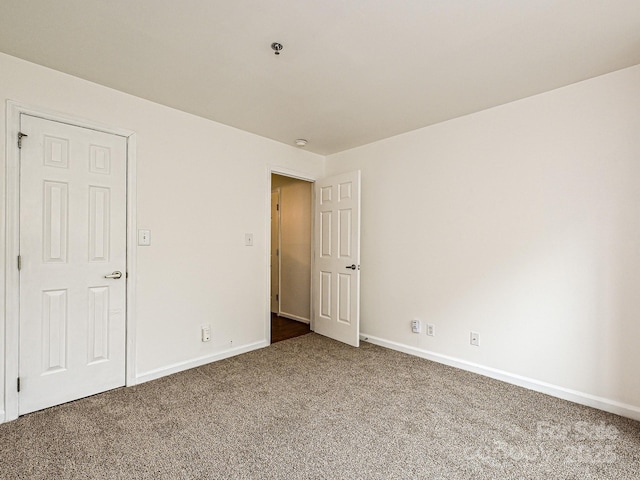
[1,333,638,479]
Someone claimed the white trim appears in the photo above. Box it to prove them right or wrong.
[3,101,137,422]
[309,182,316,333]
[4,102,22,421]
[136,340,268,384]
[278,312,310,324]
[265,166,319,345]
[0,410,4,424]
[361,333,640,422]
[269,166,319,183]
[7,102,135,137]
[125,134,138,387]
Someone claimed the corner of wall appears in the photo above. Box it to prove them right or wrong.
[361,333,640,422]
[135,339,268,385]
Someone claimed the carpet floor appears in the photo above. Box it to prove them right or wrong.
[0,333,639,479]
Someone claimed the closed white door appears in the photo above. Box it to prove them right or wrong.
[19,114,127,415]
[313,171,361,347]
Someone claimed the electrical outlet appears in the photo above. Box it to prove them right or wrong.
[470,331,480,346]
[411,319,421,334]
[426,323,435,336]
[201,324,211,342]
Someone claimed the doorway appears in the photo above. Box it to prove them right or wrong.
[266,168,362,348]
[270,174,313,343]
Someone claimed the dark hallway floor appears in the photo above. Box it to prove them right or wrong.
[270,313,310,343]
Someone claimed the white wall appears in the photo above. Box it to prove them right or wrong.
[3,50,640,423]
[0,53,324,420]
[271,175,312,322]
[326,65,640,418]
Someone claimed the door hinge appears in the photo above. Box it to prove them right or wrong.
[17,377,21,393]
[18,132,28,149]
[276,203,279,211]
[276,294,279,302]
[276,248,279,256]
[17,255,22,271]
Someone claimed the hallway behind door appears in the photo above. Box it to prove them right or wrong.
[270,174,312,326]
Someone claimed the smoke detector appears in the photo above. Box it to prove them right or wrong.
[295,139,308,147]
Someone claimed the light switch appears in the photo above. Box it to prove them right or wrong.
[138,229,151,246]
[245,233,254,246]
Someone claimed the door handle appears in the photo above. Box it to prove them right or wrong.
[104,271,123,279]
[345,264,357,270]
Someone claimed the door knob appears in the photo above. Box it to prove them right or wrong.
[345,264,356,270]
[104,271,123,279]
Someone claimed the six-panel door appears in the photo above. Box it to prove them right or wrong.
[313,171,361,347]
[19,114,127,415]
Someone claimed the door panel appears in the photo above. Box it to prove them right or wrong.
[313,171,361,347]
[19,114,127,415]
[42,289,68,372]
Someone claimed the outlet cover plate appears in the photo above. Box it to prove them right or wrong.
[411,319,421,334]
[201,325,211,342]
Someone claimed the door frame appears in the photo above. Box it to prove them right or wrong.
[270,187,281,315]
[3,101,138,422]
[265,166,318,344]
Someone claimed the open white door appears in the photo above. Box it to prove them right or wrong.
[18,114,127,415]
[313,171,361,347]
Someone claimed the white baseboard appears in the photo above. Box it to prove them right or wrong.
[136,340,268,385]
[278,312,310,324]
[361,333,640,422]
[0,410,5,424]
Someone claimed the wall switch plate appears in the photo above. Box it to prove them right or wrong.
[411,319,421,334]
[201,324,211,342]
[138,229,151,246]
[426,324,435,336]
[245,233,254,246]
[470,331,480,346]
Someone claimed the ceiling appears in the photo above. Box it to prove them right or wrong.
[1,1,640,155]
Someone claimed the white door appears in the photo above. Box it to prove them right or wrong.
[19,114,127,415]
[313,171,361,347]
[271,189,281,313]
